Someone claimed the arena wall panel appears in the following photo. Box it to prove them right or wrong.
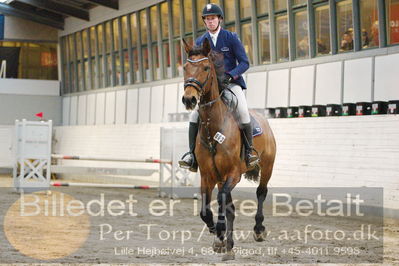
[374,53,399,101]
[267,69,289,108]
[343,57,373,103]
[290,65,315,106]
[247,72,267,108]
[315,62,342,105]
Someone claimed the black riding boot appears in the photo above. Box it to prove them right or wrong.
[242,122,259,169]
[178,122,199,172]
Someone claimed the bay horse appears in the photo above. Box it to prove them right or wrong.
[181,38,276,261]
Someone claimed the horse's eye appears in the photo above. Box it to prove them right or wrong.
[204,66,210,71]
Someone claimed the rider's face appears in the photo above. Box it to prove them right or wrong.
[204,15,221,33]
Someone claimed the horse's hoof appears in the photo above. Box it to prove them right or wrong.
[222,251,235,261]
[253,231,267,242]
[212,238,226,253]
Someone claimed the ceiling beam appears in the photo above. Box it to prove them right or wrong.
[15,0,89,21]
[0,3,64,29]
[85,0,118,10]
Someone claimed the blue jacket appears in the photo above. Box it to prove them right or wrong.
[195,28,249,89]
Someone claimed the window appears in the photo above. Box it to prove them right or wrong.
[130,13,140,83]
[89,27,98,89]
[105,21,112,86]
[121,16,129,84]
[276,16,289,62]
[97,24,104,88]
[151,6,160,80]
[315,5,331,55]
[293,0,306,6]
[295,11,309,58]
[257,0,269,15]
[258,19,270,63]
[172,0,181,37]
[241,23,253,64]
[184,0,193,33]
[240,0,252,19]
[337,0,354,52]
[196,0,207,31]
[386,0,399,45]
[225,0,235,23]
[274,0,287,11]
[140,10,150,81]
[360,0,378,48]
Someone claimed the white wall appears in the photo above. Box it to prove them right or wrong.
[267,69,289,107]
[0,126,13,168]
[315,62,342,105]
[343,58,373,103]
[0,79,60,96]
[247,72,267,108]
[290,65,315,106]
[374,53,399,101]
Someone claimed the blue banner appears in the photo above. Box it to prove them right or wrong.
[0,15,4,40]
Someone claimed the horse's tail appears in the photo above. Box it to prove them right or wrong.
[244,164,260,182]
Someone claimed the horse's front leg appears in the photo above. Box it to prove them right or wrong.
[200,179,216,234]
[213,177,237,261]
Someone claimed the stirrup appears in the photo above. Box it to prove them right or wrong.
[178,152,198,172]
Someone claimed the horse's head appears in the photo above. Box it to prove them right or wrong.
[181,38,213,110]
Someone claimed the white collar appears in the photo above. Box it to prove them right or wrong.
[208,27,221,44]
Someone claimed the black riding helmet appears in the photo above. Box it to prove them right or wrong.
[202,3,224,19]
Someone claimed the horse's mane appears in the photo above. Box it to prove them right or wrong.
[189,46,227,91]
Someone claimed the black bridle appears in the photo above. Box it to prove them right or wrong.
[183,57,211,96]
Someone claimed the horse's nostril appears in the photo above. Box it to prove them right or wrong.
[191,97,197,105]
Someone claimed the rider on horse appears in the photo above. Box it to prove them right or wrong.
[179,3,259,172]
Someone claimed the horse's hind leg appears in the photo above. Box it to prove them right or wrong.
[253,159,274,242]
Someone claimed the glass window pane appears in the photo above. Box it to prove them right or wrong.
[123,51,130,84]
[76,32,82,59]
[70,62,76,92]
[360,0,378,48]
[295,11,309,58]
[151,6,159,41]
[82,30,88,58]
[105,21,112,53]
[130,13,138,47]
[174,39,183,76]
[293,0,306,6]
[225,0,235,23]
[386,0,399,45]
[197,0,207,31]
[133,49,140,82]
[97,24,104,54]
[163,42,171,78]
[240,0,251,19]
[91,57,97,89]
[256,0,269,15]
[115,54,121,85]
[113,19,120,50]
[184,0,193,33]
[276,15,289,62]
[84,61,90,89]
[226,25,236,32]
[258,19,270,64]
[90,27,96,57]
[152,45,160,80]
[77,62,83,90]
[274,0,287,11]
[315,5,330,55]
[68,35,75,60]
[161,3,170,38]
[172,0,181,37]
[140,10,148,45]
[241,23,253,65]
[121,16,128,49]
[337,0,353,52]
[107,55,112,86]
[98,55,103,88]
[143,47,150,81]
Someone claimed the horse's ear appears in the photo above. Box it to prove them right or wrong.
[182,38,192,54]
[202,38,211,55]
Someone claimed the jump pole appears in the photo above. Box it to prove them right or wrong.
[51,154,172,164]
[51,182,153,189]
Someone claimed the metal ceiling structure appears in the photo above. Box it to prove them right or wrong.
[0,0,119,30]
